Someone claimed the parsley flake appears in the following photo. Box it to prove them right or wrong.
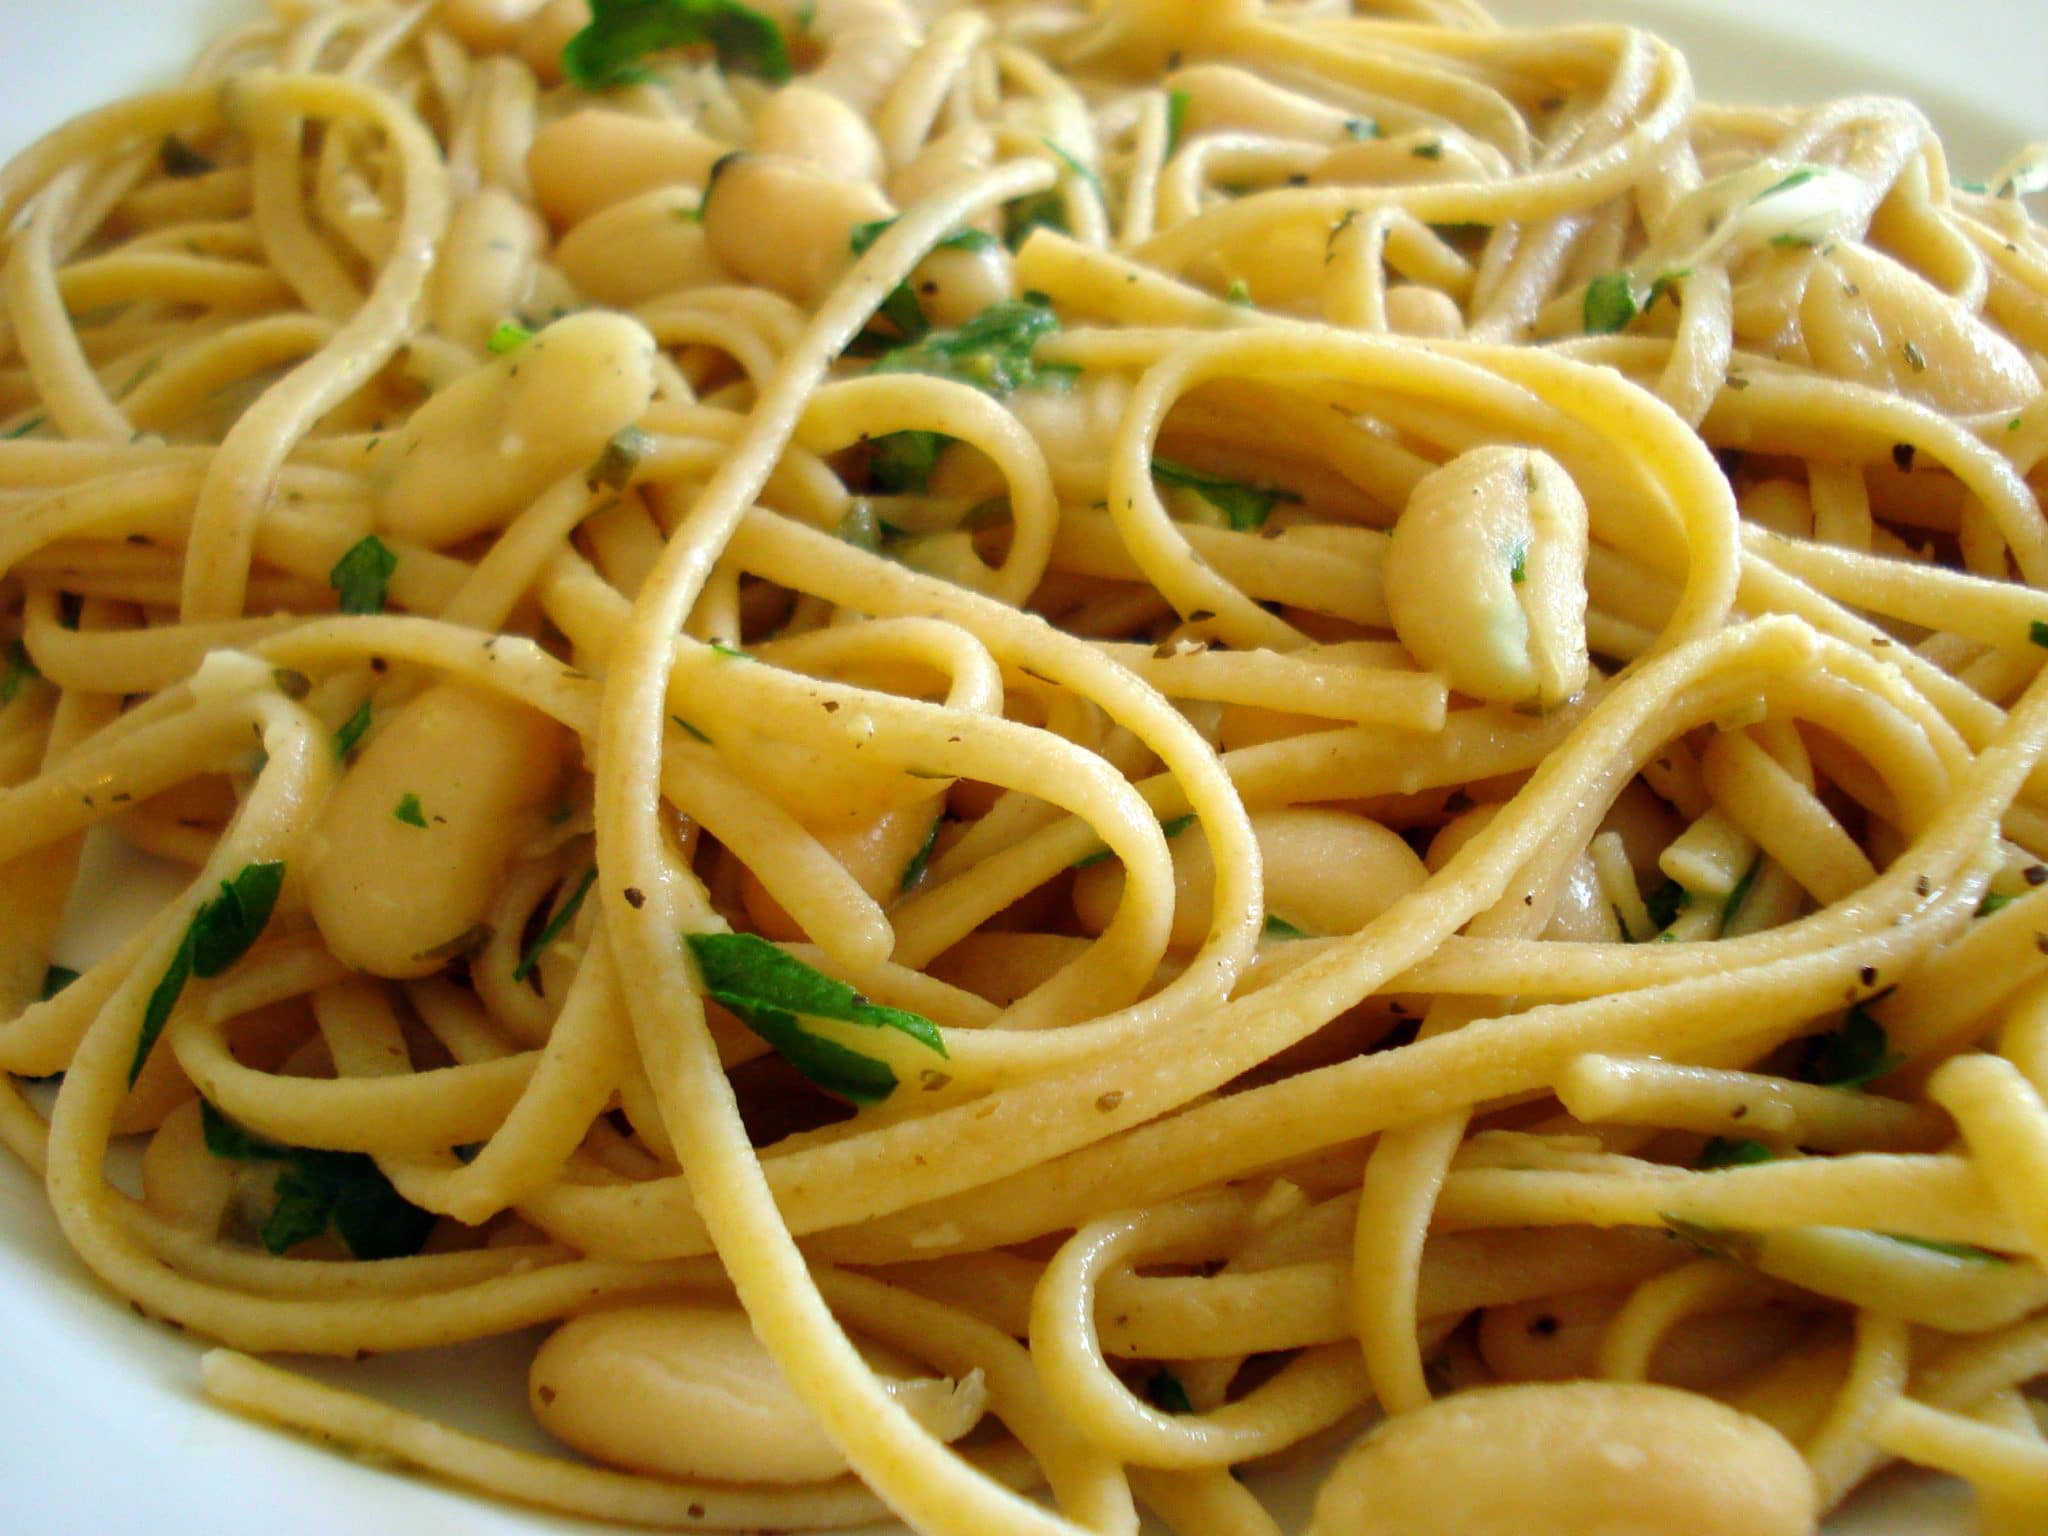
[394,793,428,828]
[562,0,792,90]
[329,535,397,616]
[1583,272,1638,335]
[1697,1137,1774,1170]
[1152,457,1301,532]
[201,1102,437,1259]
[333,700,373,759]
[0,638,39,706]
[514,867,597,982]
[873,295,1062,396]
[1263,914,1309,939]
[487,321,534,354]
[132,863,285,1083]
[1799,1003,1896,1088]
[1165,89,1190,157]
[899,815,944,894]
[1147,1371,1195,1414]
[685,932,946,1102]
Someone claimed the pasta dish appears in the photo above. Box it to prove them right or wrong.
[2,0,2047,1531]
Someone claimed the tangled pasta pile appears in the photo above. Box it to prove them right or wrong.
[3,0,2048,1531]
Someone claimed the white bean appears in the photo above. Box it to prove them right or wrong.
[752,83,885,183]
[307,684,572,978]
[373,309,657,545]
[530,1303,987,1483]
[555,186,728,307]
[431,187,545,351]
[526,110,731,230]
[1074,807,1426,947]
[1382,445,1590,708]
[1307,1381,1817,1536]
[701,152,893,305]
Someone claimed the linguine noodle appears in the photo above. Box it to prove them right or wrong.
[2,1,2047,1531]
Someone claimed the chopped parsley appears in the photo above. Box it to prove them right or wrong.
[1003,187,1069,249]
[1147,1371,1195,1414]
[2031,620,2048,649]
[393,793,428,828]
[1885,1235,2010,1264]
[486,321,534,354]
[3,415,45,440]
[848,220,997,344]
[1508,538,1528,585]
[1411,140,1445,161]
[899,816,944,894]
[159,136,216,179]
[0,638,39,706]
[1696,1137,1773,1170]
[670,714,712,744]
[1263,914,1309,940]
[1165,89,1190,157]
[1152,457,1301,532]
[1073,812,1196,870]
[1758,167,1822,199]
[1798,1003,1895,1089]
[1041,138,1105,200]
[1583,272,1638,335]
[561,0,792,90]
[867,429,950,494]
[848,219,996,259]
[200,1101,436,1260]
[40,965,79,1000]
[1720,856,1761,931]
[329,535,397,616]
[873,295,1063,396]
[1224,279,1253,306]
[1643,879,1691,930]
[514,867,597,982]
[131,862,286,1084]
[333,700,373,759]
[1344,117,1380,140]
[1901,340,1928,373]
[685,931,946,1103]
[1977,890,2016,918]
[588,426,653,490]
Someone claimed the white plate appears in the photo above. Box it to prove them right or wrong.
[0,4,2040,1532]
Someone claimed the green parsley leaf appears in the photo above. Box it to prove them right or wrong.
[561,0,792,90]
[1165,89,1190,157]
[329,535,397,616]
[394,793,428,828]
[1344,117,1380,140]
[1003,188,1069,249]
[333,700,373,759]
[670,714,713,744]
[40,965,79,1000]
[1041,139,1105,200]
[1263,914,1309,940]
[685,931,947,1102]
[0,638,39,706]
[709,640,750,660]
[1224,279,1253,306]
[1901,340,1928,372]
[1073,812,1196,869]
[3,415,45,440]
[1411,140,1444,160]
[1799,1003,1896,1089]
[201,1102,436,1260]
[1147,1371,1195,1414]
[2031,620,2048,649]
[1583,272,1638,335]
[1757,167,1822,199]
[849,219,996,259]
[1978,891,2017,918]
[132,863,285,1084]
[1720,856,1761,932]
[588,425,653,491]
[486,321,534,354]
[1884,1234,2010,1264]
[159,136,217,179]
[1696,1137,1774,1170]
[1508,538,1528,585]
[873,296,1062,397]
[514,867,597,982]
[1643,879,1691,929]
[899,815,944,894]
[877,281,930,343]
[868,429,950,494]
[1152,457,1301,532]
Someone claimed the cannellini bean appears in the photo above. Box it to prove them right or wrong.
[1382,445,1590,708]
[1385,284,1464,338]
[526,110,731,229]
[518,0,588,82]
[912,240,1014,329]
[1425,803,1615,942]
[1073,807,1426,947]
[701,152,894,305]
[431,187,545,351]
[742,797,941,937]
[1307,1382,1818,1536]
[530,1303,988,1483]
[141,1097,240,1236]
[1801,241,2035,415]
[752,83,885,183]
[1741,478,1813,540]
[1164,64,1352,144]
[372,310,657,545]
[555,186,728,306]
[439,0,550,52]
[307,684,571,978]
